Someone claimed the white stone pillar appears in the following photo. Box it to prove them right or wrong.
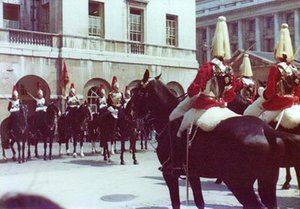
[294,9,300,52]
[274,13,280,43]
[238,20,243,49]
[206,26,211,61]
[0,1,3,28]
[255,17,261,51]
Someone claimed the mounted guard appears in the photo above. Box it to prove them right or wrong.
[97,83,107,112]
[65,83,80,114]
[164,16,239,172]
[123,85,131,109]
[8,85,21,132]
[244,23,300,129]
[235,54,256,103]
[107,76,124,119]
[34,82,47,112]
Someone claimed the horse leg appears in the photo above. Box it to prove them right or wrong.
[103,141,108,161]
[16,140,21,164]
[2,147,7,161]
[27,137,31,160]
[11,140,16,161]
[163,172,180,209]
[34,137,39,158]
[145,137,148,150]
[66,139,70,155]
[110,140,115,155]
[73,135,77,158]
[189,176,204,209]
[225,178,264,209]
[59,142,62,157]
[21,138,26,162]
[49,137,53,160]
[294,163,300,192]
[282,167,292,190]
[120,139,126,165]
[131,135,138,165]
[80,134,84,157]
[43,137,47,160]
[91,140,96,155]
[257,167,279,209]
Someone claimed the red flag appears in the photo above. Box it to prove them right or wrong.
[60,60,70,89]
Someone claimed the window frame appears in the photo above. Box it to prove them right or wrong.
[88,1,105,37]
[166,14,178,46]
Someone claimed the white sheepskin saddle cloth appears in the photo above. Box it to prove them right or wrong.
[196,107,240,132]
[275,105,300,129]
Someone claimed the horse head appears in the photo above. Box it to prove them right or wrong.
[45,103,60,130]
[130,69,178,120]
[18,104,28,133]
[78,103,92,129]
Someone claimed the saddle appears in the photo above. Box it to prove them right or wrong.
[196,107,240,132]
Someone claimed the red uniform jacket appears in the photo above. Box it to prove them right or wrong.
[187,62,236,109]
[262,64,300,110]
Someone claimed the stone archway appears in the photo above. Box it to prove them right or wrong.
[166,81,185,97]
[16,75,50,113]
[84,78,110,113]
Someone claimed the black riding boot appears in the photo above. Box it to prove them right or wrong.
[159,136,185,175]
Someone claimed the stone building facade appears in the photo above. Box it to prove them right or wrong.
[196,0,300,78]
[0,0,198,119]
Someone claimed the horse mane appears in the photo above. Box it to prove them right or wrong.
[148,79,179,113]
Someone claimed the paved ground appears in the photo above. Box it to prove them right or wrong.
[1,142,300,209]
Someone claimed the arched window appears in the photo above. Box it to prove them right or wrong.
[87,86,99,113]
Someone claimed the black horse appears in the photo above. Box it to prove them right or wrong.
[117,107,138,165]
[127,70,300,209]
[0,104,28,163]
[228,93,300,190]
[28,103,60,160]
[63,104,92,157]
[57,113,71,157]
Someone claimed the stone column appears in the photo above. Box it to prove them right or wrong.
[206,26,211,61]
[294,9,300,53]
[255,17,261,51]
[274,13,280,43]
[0,1,3,28]
[238,20,243,49]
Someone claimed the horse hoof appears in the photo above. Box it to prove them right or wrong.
[282,183,291,190]
[3,157,7,161]
[133,160,139,165]
[66,153,70,156]
[18,161,22,164]
[49,156,53,160]
[107,158,113,163]
[44,157,47,161]
[12,156,17,161]
[73,153,77,158]
[35,155,39,159]
[120,161,125,165]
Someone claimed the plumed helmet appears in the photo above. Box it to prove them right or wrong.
[274,23,294,62]
[240,54,253,77]
[125,86,131,98]
[12,85,18,97]
[70,83,76,94]
[111,76,119,91]
[99,83,106,96]
[36,82,43,97]
[211,16,231,60]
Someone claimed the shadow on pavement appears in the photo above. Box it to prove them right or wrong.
[63,159,116,167]
[135,207,168,209]
[142,176,230,192]
[277,196,300,208]
[180,200,242,208]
